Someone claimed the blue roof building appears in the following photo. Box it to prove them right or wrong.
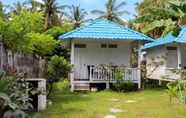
[59,19,154,91]
[143,26,186,50]
[142,26,186,81]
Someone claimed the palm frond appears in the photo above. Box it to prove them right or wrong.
[91,10,105,15]
[114,1,126,11]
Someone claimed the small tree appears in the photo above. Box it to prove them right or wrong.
[47,55,72,97]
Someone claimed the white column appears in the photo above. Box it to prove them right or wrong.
[177,45,181,69]
[70,41,75,92]
[137,42,142,89]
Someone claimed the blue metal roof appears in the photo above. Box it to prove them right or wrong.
[142,33,176,49]
[59,19,154,41]
[142,26,186,49]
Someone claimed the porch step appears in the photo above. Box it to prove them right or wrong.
[74,83,90,91]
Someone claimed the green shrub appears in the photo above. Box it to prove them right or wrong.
[112,81,136,92]
[54,80,70,93]
[112,67,136,92]
[47,55,72,97]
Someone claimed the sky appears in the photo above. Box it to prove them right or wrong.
[1,0,140,21]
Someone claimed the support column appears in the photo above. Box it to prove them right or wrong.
[137,42,142,89]
[70,41,75,92]
[106,82,110,89]
[177,45,181,69]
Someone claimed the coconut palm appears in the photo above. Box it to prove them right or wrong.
[64,5,88,28]
[91,0,129,23]
[41,0,64,29]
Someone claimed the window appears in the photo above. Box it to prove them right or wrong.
[109,44,117,48]
[101,44,107,48]
[74,44,86,48]
[167,47,178,68]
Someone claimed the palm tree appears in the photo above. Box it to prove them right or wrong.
[42,0,64,29]
[0,1,5,18]
[64,5,88,28]
[91,0,129,23]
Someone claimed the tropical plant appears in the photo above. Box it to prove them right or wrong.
[41,0,64,29]
[47,55,72,97]
[45,24,73,39]
[134,0,186,37]
[91,0,129,24]
[0,10,44,52]
[26,33,58,57]
[64,5,88,28]
[0,74,34,118]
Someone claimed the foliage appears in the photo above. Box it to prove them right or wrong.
[167,80,186,104]
[112,67,136,92]
[134,0,186,37]
[41,0,64,29]
[91,0,129,24]
[26,33,58,57]
[0,75,34,118]
[48,43,70,60]
[54,80,70,93]
[47,55,72,96]
[167,81,179,103]
[45,24,73,39]
[63,5,88,28]
[1,10,44,52]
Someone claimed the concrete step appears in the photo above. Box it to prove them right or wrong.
[74,83,90,91]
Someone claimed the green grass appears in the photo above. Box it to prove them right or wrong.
[38,86,186,118]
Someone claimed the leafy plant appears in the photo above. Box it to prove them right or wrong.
[26,33,58,57]
[0,74,34,118]
[112,67,136,92]
[47,55,72,97]
[167,81,179,103]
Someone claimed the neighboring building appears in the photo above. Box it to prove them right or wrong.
[142,26,186,81]
[59,19,154,91]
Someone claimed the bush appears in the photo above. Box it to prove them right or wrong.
[54,80,70,93]
[112,67,136,92]
[47,55,72,97]
[112,81,136,92]
[0,74,35,118]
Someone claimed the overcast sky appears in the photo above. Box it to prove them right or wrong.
[1,0,140,20]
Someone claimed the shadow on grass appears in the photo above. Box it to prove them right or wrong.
[49,89,92,104]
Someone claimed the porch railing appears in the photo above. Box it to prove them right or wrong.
[88,65,140,82]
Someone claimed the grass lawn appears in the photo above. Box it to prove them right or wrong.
[38,86,186,118]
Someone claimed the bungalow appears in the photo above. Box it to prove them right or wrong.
[59,19,154,91]
[142,26,186,81]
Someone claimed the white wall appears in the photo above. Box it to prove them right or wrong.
[146,46,180,80]
[180,46,186,68]
[146,47,167,80]
[72,40,131,79]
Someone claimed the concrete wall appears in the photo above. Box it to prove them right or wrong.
[72,40,132,79]
[0,41,45,78]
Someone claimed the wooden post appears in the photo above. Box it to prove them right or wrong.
[70,41,75,92]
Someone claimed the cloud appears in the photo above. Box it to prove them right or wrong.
[33,0,44,4]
